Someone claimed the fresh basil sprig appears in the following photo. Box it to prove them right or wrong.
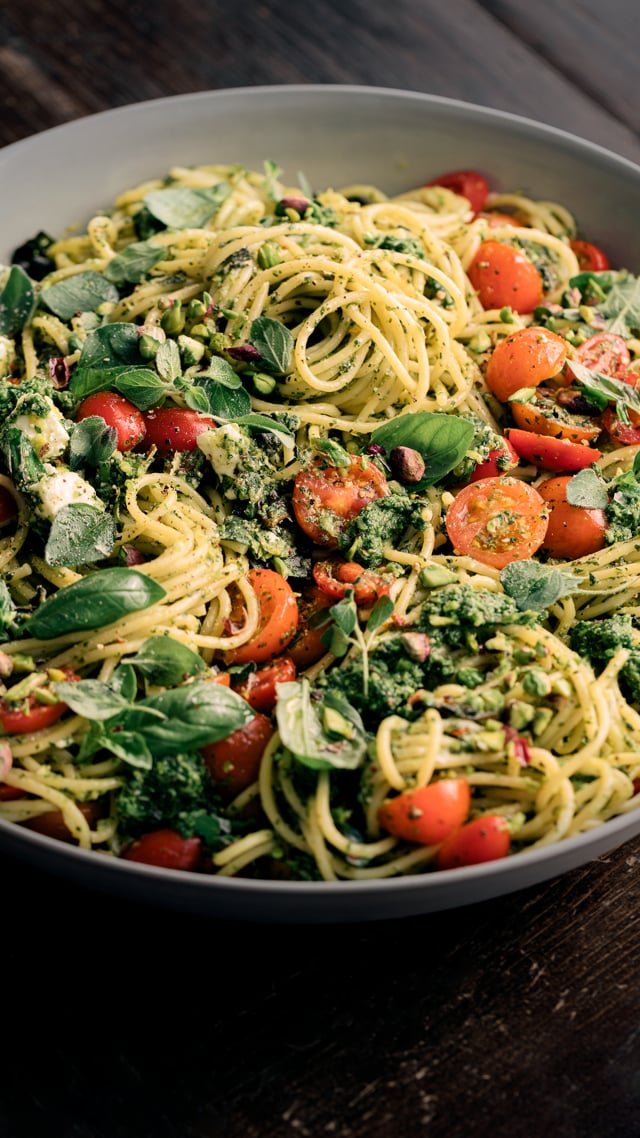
[276,678,367,771]
[123,681,254,753]
[143,184,230,230]
[369,412,474,488]
[69,416,118,470]
[79,323,141,368]
[0,265,35,336]
[249,316,294,375]
[103,240,165,285]
[25,568,166,639]
[566,467,609,510]
[40,272,119,321]
[125,636,206,686]
[568,359,640,425]
[500,559,583,612]
[44,503,117,567]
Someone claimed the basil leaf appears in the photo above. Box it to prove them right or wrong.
[103,241,164,285]
[25,568,166,639]
[110,663,137,702]
[69,417,117,470]
[1,428,45,486]
[54,679,133,720]
[79,323,141,367]
[0,265,35,335]
[597,274,640,337]
[249,316,294,374]
[500,560,582,612]
[235,414,295,448]
[70,366,167,411]
[370,412,474,488]
[126,636,206,686]
[155,339,182,383]
[123,681,254,753]
[329,594,358,637]
[143,183,230,229]
[44,503,117,567]
[276,679,367,771]
[182,385,210,413]
[40,272,119,321]
[79,723,153,769]
[367,594,394,635]
[568,360,640,419]
[203,380,251,419]
[566,468,609,509]
[199,356,242,389]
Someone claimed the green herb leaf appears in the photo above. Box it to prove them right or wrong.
[155,339,182,383]
[597,274,640,337]
[40,271,119,321]
[0,265,35,335]
[79,323,141,368]
[103,241,165,285]
[566,467,609,509]
[203,380,251,419]
[70,365,168,411]
[200,356,243,389]
[25,568,166,639]
[54,679,133,720]
[182,385,210,413]
[78,722,153,769]
[126,636,206,686]
[0,428,45,486]
[110,663,137,702]
[123,681,254,753]
[367,594,394,635]
[370,412,474,488]
[44,503,117,567]
[249,316,294,375]
[276,679,367,770]
[143,183,230,229]
[568,359,640,420]
[69,416,117,470]
[500,559,582,612]
[234,414,295,448]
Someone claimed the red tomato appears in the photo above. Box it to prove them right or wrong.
[445,476,548,570]
[0,670,79,735]
[570,240,610,272]
[477,211,524,228]
[234,655,296,713]
[287,587,334,670]
[0,784,25,801]
[485,327,568,402]
[122,829,202,870]
[378,779,471,845]
[468,439,519,482]
[0,485,17,526]
[224,568,299,666]
[313,558,394,606]
[76,392,146,452]
[537,475,607,559]
[21,802,103,843]
[143,407,217,457]
[436,814,511,869]
[575,333,631,377]
[468,241,543,313]
[203,712,273,797]
[426,170,489,213]
[506,428,602,471]
[293,457,389,548]
[510,388,601,444]
[601,407,640,447]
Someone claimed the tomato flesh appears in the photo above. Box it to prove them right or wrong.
[445,475,549,570]
[313,558,394,606]
[426,170,489,213]
[203,712,273,797]
[234,655,296,713]
[570,240,610,272]
[468,439,519,482]
[143,407,217,457]
[287,587,334,670]
[378,779,471,845]
[575,333,631,377]
[468,241,543,314]
[538,475,607,559]
[506,429,601,471]
[293,457,389,548]
[76,392,146,452]
[510,388,601,444]
[601,407,640,447]
[485,327,567,402]
[224,568,299,666]
[436,814,511,869]
[0,669,79,735]
[122,829,202,870]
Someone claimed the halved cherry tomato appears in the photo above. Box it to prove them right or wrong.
[287,587,334,670]
[292,457,389,548]
[0,784,25,801]
[202,712,273,798]
[505,428,602,471]
[510,388,601,444]
[468,438,519,482]
[21,801,103,843]
[313,558,394,606]
[575,333,631,377]
[468,241,543,314]
[0,485,17,526]
[477,211,523,228]
[210,671,231,686]
[601,407,640,447]
[224,568,299,666]
[143,407,217,457]
[378,779,471,846]
[537,475,607,559]
[76,391,146,452]
[0,669,79,735]
[436,814,511,869]
[485,327,568,402]
[122,829,202,870]
[445,476,548,570]
[426,170,489,213]
[570,240,610,272]
[234,655,296,713]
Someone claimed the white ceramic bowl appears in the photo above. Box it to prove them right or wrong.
[2,85,640,922]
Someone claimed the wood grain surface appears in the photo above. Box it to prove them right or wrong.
[1,2,640,1136]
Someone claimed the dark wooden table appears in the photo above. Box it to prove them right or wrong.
[1,3,640,1136]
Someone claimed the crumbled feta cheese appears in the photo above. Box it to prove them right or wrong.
[197,423,245,479]
[33,470,100,521]
[13,398,70,459]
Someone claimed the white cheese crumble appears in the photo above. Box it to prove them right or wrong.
[33,470,100,521]
[13,398,70,459]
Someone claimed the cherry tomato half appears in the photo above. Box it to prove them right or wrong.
[426,170,489,213]
[445,476,548,570]
[143,407,217,457]
[313,558,394,607]
[224,568,299,666]
[485,327,567,402]
[76,392,146,452]
[122,829,202,870]
[570,240,610,273]
[477,211,524,229]
[0,485,18,527]
[234,655,297,713]
[575,333,631,377]
[468,439,519,483]
[0,670,79,735]
[538,475,607,560]
[292,456,389,548]
[601,407,640,447]
[287,587,334,670]
[505,429,602,472]
[21,801,103,843]
[378,779,471,846]
[468,241,543,314]
[436,814,511,869]
[202,712,273,798]
[510,388,601,444]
